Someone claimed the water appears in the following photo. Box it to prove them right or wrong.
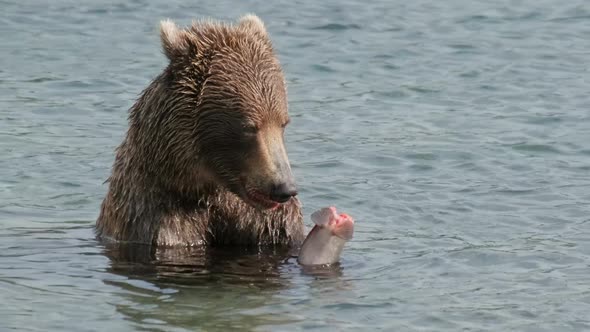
[1,0,589,330]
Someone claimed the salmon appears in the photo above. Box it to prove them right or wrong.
[297,206,354,265]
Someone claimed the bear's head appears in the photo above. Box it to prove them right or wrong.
[156,15,297,210]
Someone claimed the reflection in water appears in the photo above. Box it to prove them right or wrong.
[104,243,291,286]
[300,263,344,279]
[101,243,345,331]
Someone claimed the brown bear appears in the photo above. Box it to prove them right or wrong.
[96,15,304,247]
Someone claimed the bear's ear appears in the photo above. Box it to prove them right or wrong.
[238,14,268,36]
[160,19,188,60]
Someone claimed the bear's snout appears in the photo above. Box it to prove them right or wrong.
[269,181,298,203]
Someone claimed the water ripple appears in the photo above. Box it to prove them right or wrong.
[1,0,590,331]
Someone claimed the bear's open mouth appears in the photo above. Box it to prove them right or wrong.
[245,190,281,210]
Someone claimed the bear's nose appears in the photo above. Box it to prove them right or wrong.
[269,182,298,203]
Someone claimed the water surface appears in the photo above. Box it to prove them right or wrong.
[1,0,590,331]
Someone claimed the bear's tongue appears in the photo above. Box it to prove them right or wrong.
[247,190,280,209]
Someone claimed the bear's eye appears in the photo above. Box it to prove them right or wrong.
[243,125,259,136]
[281,119,290,128]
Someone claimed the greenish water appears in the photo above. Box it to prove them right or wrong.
[1,0,590,331]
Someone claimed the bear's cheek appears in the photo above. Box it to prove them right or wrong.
[200,135,258,182]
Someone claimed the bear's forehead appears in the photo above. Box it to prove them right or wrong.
[171,21,291,125]
[239,93,289,127]
[205,62,288,117]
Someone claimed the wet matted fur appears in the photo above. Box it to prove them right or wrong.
[96,15,304,247]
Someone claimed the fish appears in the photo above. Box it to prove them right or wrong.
[297,206,354,266]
